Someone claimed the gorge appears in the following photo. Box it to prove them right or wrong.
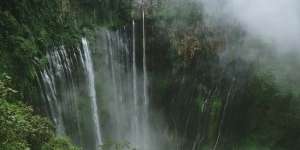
[0,0,300,150]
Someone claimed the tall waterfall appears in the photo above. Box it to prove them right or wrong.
[81,38,103,147]
[132,20,139,143]
[142,7,150,148]
[39,46,72,135]
[40,39,103,150]
[39,18,168,150]
[93,19,162,149]
[142,0,149,107]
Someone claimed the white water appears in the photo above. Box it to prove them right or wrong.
[141,6,151,149]
[39,15,159,150]
[41,69,66,134]
[40,40,103,150]
[142,0,148,107]
[81,38,103,148]
[96,16,160,149]
[132,20,139,143]
[40,46,78,135]
[107,32,118,103]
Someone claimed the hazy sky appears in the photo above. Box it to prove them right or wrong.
[201,0,300,51]
[199,0,300,93]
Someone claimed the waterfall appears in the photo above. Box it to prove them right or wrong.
[132,20,138,108]
[132,20,139,142]
[81,38,103,147]
[142,7,150,149]
[39,17,161,150]
[142,0,148,107]
[39,45,81,142]
[94,16,161,149]
[40,39,103,150]
[40,63,66,135]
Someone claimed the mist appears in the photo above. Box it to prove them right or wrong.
[92,27,175,150]
[199,0,300,94]
[201,0,300,50]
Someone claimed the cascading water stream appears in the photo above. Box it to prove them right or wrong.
[39,45,83,145]
[142,0,148,107]
[39,13,158,150]
[40,39,103,150]
[81,38,103,148]
[41,68,66,135]
[141,4,150,148]
[132,20,139,143]
[98,15,160,149]
[40,46,78,136]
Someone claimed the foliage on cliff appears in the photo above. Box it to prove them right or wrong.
[0,0,133,104]
[0,73,80,150]
[147,0,300,149]
[0,0,132,149]
[0,100,53,149]
[0,0,299,149]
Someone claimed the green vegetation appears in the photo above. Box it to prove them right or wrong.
[0,100,53,149]
[147,0,300,149]
[0,0,133,105]
[0,74,79,150]
[0,0,132,149]
[42,137,80,150]
[0,0,300,149]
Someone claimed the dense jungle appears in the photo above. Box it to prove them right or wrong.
[0,0,300,150]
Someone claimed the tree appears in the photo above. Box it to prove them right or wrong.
[0,100,53,150]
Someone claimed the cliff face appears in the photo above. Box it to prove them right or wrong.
[145,1,300,149]
[1,0,300,150]
[0,1,132,149]
[0,0,132,106]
